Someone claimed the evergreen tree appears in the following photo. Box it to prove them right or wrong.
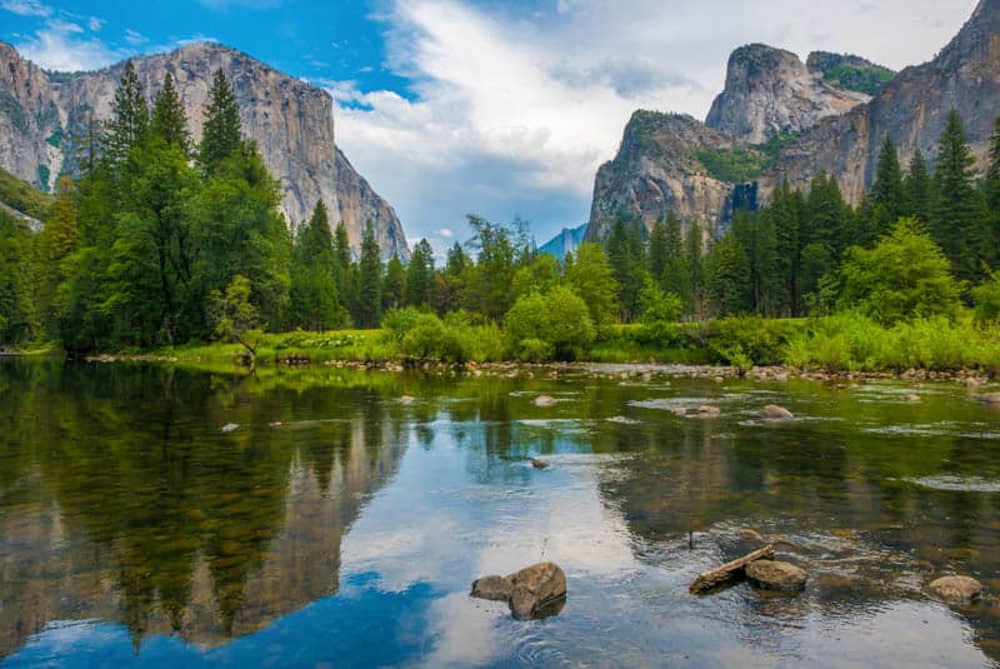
[463,215,526,321]
[405,238,434,307]
[355,221,382,328]
[933,109,991,283]
[648,216,668,284]
[105,60,148,163]
[904,149,933,225]
[605,216,646,322]
[332,222,354,314]
[150,74,191,155]
[770,181,805,316]
[199,69,242,174]
[0,210,34,343]
[33,176,78,338]
[867,137,905,240]
[660,213,690,313]
[985,116,1000,261]
[290,201,342,330]
[706,232,750,317]
[381,253,405,313]
[731,209,780,315]
[686,221,707,318]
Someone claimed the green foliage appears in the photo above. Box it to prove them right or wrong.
[839,218,960,324]
[820,63,895,95]
[405,238,434,308]
[706,232,750,317]
[199,68,242,175]
[104,60,148,163]
[505,285,595,361]
[290,201,343,331]
[637,275,683,323]
[355,221,382,328]
[512,253,561,299]
[0,164,53,219]
[565,242,618,327]
[36,165,50,193]
[605,216,647,322]
[151,74,191,155]
[973,274,1000,325]
[695,145,770,183]
[209,274,261,356]
[462,215,528,321]
[0,209,34,344]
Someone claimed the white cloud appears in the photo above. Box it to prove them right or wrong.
[329,0,974,246]
[436,227,453,238]
[0,0,51,17]
[124,29,147,46]
[46,18,83,34]
[87,16,103,32]
[15,29,125,71]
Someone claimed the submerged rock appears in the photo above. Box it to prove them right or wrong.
[928,575,983,604]
[531,458,550,469]
[471,562,567,620]
[219,423,239,434]
[761,404,794,420]
[739,529,766,545]
[977,393,1000,406]
[471,575,512,602]
[745,560,808,592]
[698,405,721,415]
[902,394,922,402]
[534,395,557,407]
[399,395,415,405]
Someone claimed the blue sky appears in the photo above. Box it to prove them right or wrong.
[0,0,979,251]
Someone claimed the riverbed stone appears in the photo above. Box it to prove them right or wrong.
[745,560,808,591]
[928,575,983,604]
[509,562,568,620]
[531,458,550,469]
[219,423,239,433]
[471,575,512,601]
[534,395,556,407]
[698,405,721,415]
[977,393,1000,405]
[761,404,794,420]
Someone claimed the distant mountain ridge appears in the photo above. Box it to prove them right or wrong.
[0,41,409,259]
[587,0,1000,241]
[538,223,587,260]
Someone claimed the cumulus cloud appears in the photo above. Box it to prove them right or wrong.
[329,0,972,245]
[0,0,50,17]
[124,28,148,46]
[87,16,103,32]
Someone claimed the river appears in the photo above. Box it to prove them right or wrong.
[2,359,999,667]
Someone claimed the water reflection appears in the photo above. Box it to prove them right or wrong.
[2,362,1000,667]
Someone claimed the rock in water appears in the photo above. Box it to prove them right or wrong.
[697,405,721,415]
[745,560,808,592]
[471,562,567,620]
[534,395,556,407]
[399,395,415,405]
[531,458,550,469]
[928,575,983,604]
[219,423,239,434]
[471,575,512,602]
[977,393,1000,405]
[509,562,568,620]
[761,404,794,419]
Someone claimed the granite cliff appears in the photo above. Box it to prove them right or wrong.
[0,41,408,259]
[587,0,998,241]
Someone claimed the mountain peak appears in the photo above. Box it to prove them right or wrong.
[706,42,873,144]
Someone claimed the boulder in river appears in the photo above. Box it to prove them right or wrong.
[219,423,239,434]
[977,393,1000,406]
[761,404,794,420]
[745,560,808,592]
[697,405,721,415]
[531,458,550,469]
[928,575,983,604]
[534,395,557,407]
[471,562,567,620]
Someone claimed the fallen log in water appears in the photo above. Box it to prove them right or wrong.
[689,544,775,594]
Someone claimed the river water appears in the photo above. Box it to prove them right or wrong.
[2,359,1000,667]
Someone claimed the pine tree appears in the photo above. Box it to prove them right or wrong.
[405,239,434,307]
[648,216,668,283]
[356,221,382,328]
[985,115,1000,262]
[565,242,618,327]
[105,60,148,163]
[706,232,750,317]
[290,200,342,330]
[605,216,646,322]
[381,253,405,313]
[33,176,79,337]
[686,221,707,319]
[150,73,191,155]
[731,209,780,315]
[933,109,991,283]
[660,213,690,312]
[867,137,905,240]
[199,68,242,174]
[904,149,933,225]
[332,221,354,314]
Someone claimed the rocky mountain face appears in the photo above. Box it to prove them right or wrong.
[538,223,587,261]
[705,44,874,144]
[0,42,408,259]
[768,0,1000,202]
[587,0,997,242]
[587,111,747,240]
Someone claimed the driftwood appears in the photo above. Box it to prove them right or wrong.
[689,544,775,594]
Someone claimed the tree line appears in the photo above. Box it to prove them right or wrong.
[3,60,1000,356]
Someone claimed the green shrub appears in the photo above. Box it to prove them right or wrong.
[505,285,595,361]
